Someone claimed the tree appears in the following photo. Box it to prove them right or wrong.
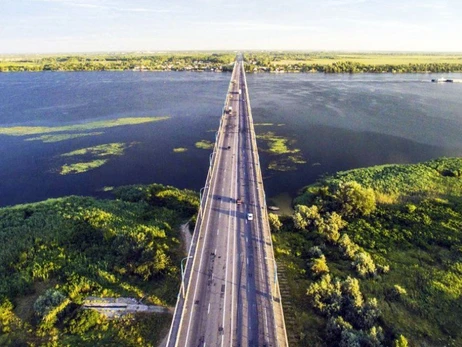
[318,212,346,242]
[268,213,282,232]
[293,205,321,230]
[334,181,376,217]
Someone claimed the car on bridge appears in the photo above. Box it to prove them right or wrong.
[247,213,253,221]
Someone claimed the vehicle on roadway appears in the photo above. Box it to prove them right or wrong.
[247,213,253,221]
[236,198,243,205]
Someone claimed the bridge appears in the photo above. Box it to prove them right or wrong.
[166,55,288,347]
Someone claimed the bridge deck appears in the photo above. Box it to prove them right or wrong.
[167,55,288,347]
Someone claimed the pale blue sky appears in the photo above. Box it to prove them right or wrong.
[0,0,461,53]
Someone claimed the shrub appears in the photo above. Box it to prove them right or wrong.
[353,252,377,277]
[393,335,409,347]
[268,213,282,232]
[293,205,321,230]
[33,289,67,320]
[338,234,360,259]
[310,255,330,276]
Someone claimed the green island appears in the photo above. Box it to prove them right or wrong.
[244,52,462,73]
[271,157,462,346]
[0,184,198,346]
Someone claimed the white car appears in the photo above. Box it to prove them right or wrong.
[247,213,254,221]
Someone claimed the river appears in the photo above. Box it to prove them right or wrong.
[1,72,461,209]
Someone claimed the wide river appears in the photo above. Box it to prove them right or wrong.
[1,72,462,210]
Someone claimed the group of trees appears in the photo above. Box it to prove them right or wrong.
[244,52,462,73]
[0,183,198,345]
[0,53,235,72]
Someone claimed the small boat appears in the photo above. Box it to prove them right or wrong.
[268,206,280,211]
[431,77,454,83]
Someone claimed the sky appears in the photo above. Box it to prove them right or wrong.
[0,0,461,54]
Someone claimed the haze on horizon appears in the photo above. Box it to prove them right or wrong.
[1,0,461,54]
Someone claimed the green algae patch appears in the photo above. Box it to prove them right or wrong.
[58,143,136,175]
[0,117,170,136]
[195,140,214,150]
[25,132,104,143]
[256,132,300,155]
[60,160,108,175]
[61,143,129,158]
[173,147,188,153]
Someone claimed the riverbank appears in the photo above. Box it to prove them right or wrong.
[0,183,198,346]
[273,157,462,346]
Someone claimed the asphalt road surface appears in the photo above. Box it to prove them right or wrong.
[166,55,288,347]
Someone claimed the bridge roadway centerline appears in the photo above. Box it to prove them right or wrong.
[166,55,288,347]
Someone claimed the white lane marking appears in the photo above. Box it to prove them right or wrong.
[246,237,248,243]
[217,229,219,236]
[264,308,269,338]
[214,248,217,255]
[247,258,249,265]
[208,303,211,315]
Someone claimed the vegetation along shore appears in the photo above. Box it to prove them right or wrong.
[1,52,462,73]
[1,157,461,346]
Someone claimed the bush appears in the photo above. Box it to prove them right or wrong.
[353,252,377,278]
[393,335,409,347]
[268,213,282,232]
[310,255,329,276]
[33,289,67,320]
[293,205,321,230]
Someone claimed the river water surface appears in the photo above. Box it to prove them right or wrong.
[1,72,461,209]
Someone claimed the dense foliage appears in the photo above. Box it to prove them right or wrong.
[244,52,462,73]
[274,157,462,346]
[0,53,235,72]
[0,183,198,345]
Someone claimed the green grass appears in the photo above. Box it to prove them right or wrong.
[195,140,214,150]
[25,132,103,143]
[173,147,188,153]
[0,117,170,136]
[0,183,198,345]
[275,157,462,346]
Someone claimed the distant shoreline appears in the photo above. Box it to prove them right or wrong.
[2,52,462,74]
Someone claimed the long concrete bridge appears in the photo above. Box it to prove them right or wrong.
[166,54,288,347]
